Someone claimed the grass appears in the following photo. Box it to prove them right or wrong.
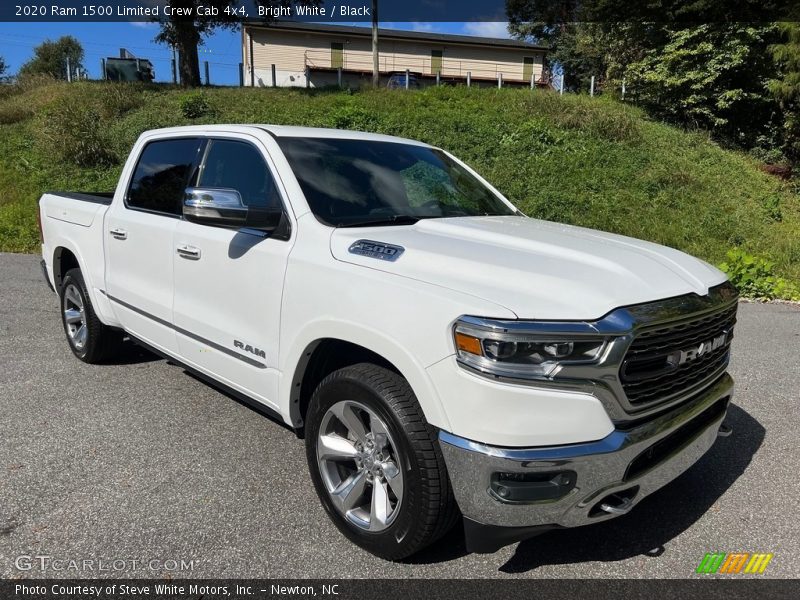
[1,79,799,295]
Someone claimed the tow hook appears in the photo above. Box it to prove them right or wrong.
[600,495,635,515]
[591,486,639,517]
[718,423,733,437]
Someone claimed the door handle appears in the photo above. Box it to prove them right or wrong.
[109,228,127,240]
[176,245,201,260]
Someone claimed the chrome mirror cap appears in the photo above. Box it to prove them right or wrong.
[183,187,247,227]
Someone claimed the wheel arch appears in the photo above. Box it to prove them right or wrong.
[285,333,450,437]
[52,245,80,291]
[50,242,119,328]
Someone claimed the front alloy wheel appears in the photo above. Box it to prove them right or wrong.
[305,363,459,560]
[317,400,404,531]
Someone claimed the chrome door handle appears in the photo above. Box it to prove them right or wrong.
[109,228,127,240]
[176,245,201,260]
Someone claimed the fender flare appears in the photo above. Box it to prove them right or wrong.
[281,320,452,432]
[50,240,118,327]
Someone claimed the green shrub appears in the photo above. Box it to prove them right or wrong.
[97,83,145,119]
[719,248,800,301]
[0,102,32,124]
[180,92,212,119]
[38,96,117,167]
[761,194,783,222]
[14,73,56,94]
[326,103,381,130]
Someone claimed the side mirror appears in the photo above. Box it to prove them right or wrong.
[183,188,286,235]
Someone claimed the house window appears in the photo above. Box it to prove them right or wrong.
[331,42,344,69]
[523,56,535,83]
[431,50,443,74]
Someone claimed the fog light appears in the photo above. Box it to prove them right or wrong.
[489,471,577,503]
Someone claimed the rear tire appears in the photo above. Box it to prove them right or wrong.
[60,268,122,363]
[305,363,459,560]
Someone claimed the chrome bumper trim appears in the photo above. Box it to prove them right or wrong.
[439,373,733,528]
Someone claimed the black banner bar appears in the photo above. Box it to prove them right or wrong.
[1,1,798,23]
[2,579,798,600]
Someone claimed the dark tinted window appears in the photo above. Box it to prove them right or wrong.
[127,138,201,215]
[277,138,515,226]
[198,140,282,208]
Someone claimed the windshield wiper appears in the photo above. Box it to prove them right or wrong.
[338,215,423,228]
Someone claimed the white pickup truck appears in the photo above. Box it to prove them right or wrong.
[39,125,737,559]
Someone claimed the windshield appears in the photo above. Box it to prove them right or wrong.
[276,137,517,227]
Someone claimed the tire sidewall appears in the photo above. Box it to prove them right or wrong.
[305,372,424,558]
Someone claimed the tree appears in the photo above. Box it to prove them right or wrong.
[769,22,800,161]
[155,1,319,88]
[625,24,780,146]
[507,1,785,150]
[0,55,7,79]
[19,36,84,80]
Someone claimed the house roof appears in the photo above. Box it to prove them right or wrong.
[244,21,548,52]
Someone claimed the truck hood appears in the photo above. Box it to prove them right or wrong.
[329,216,728,320]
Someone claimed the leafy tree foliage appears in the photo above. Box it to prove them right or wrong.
[507,1,793,158]
[625,24,780,148]
[0,56,6,78]
[19,36,84,80]
[769,22,800,161]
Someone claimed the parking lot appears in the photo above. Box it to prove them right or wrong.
[1,252,798,578]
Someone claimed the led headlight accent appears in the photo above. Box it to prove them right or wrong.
[453,318,607,380]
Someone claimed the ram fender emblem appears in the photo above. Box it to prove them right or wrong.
[234,340,266,359]
[348,239,405,262]
[676,332,728,365]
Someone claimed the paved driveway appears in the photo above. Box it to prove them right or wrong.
[1,253,798,578]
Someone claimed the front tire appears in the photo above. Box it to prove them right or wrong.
[305,363,458,560]
[60,268,122,363]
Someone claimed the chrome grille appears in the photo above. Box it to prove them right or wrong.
[620,303,737,406]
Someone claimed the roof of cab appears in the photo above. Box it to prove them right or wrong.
[140,124,431,147]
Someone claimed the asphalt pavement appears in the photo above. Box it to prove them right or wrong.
[1,252,798,579]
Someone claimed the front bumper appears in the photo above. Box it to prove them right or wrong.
[440,373,732,543]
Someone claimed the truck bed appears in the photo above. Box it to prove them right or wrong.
[44,191,114,204]
[40,191,113,228]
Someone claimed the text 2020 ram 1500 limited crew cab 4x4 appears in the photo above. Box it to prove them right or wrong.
[39,125,737,559]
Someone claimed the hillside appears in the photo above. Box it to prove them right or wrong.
[1,79,798,298]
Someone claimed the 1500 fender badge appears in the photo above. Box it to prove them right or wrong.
[348,240,405,262]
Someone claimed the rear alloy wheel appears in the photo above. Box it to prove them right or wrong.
[305,363,459,560]
[62,283,88,351]
[60,268,122,363]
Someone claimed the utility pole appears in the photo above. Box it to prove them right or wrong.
[371,0,379,87]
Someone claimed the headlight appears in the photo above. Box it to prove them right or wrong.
[453,317,607,380]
